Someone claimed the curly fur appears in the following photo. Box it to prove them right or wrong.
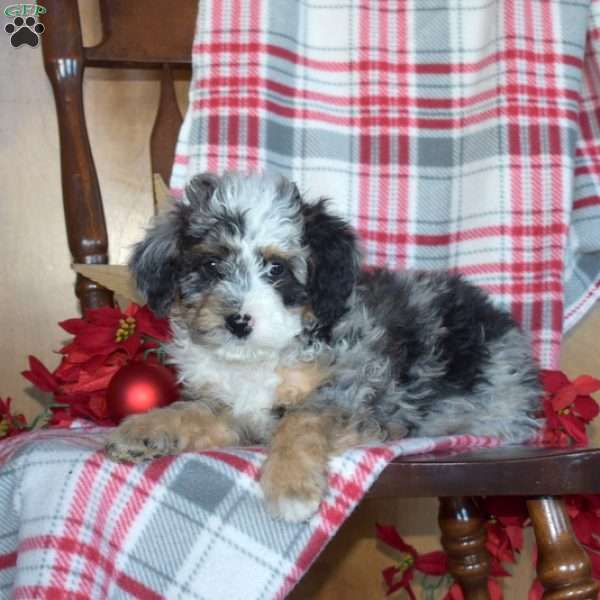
[107,171,542,521]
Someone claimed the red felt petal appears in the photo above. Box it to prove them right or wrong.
[54,360,81,383]
[136,305,172,340]
[381,565,399,588]
[119,334,142,357]
[505,525,524,554]
[61,365,119,394]
[572,512,596,546]
[490,557,511,577]
[528,579,544,600]
[566,495,582,519]
[415,551,448,575]
[544,429,571,447]
[573,395,600,422]
[442,583,464,600]
[543,400,561,428]
[59,342,84,358]
[21,356,59,393]
[488,578,504,600]
[375,524,417,556]
[585,532,600,552]
[0,397,16,419]
[540,370,570,393]
[586,548,600,579]
[551,385,577,411]
[59,318,87,335]
[81,353,114,374]
[486,525,514,563]
[49,408,76,428]
[572,375,600,395]
[560,414,588,445]
[85,306,122,326]
[76,328,117,351]
[381,566,415,598]
[398,568,416,600]
[88,394,109,421]
[124,303,140,318]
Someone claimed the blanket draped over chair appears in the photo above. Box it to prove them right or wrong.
[0,427,501,598]
[2,2,600,599]
[171,0,600,370]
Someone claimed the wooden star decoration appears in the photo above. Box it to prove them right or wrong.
[73,173,172,305]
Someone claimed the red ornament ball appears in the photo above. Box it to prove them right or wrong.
[106,362,178,423]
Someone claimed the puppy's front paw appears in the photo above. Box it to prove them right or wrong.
[105,413,180,463]
[259,455,327,522]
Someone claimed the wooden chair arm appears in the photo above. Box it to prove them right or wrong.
[368,446,600,498]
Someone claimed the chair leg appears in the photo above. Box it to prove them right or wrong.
[527,497,599,600]
[438,496,491,600]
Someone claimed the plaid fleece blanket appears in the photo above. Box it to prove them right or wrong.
[0,427,501,599]
[4,2,599,599]
[171,0,600,369]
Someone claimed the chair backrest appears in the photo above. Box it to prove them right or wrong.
[40,0,196,311]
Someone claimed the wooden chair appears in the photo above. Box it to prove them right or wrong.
[40,2,600,597]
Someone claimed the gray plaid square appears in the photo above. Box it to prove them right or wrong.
[226,494,304,553]
[418,137,454,168]
[172,460,234,512]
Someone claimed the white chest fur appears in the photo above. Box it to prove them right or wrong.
[208,354,281,432]
[167,330,282,440]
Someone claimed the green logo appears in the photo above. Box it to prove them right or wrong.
[4,3,46,17]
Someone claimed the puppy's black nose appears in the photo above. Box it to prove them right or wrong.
[225,313,252,338]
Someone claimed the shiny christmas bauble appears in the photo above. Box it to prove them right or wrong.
[106,362,178,423]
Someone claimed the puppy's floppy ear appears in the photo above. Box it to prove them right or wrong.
[130,173,220,316]
[301,198,359,333]
[129,205,187,317]
[184,172,220,206]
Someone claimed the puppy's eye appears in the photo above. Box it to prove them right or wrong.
[203,257,222,276]
[268,261,286,277]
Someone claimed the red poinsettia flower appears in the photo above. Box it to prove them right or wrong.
[47,406,77,429]
[540,370,600,446]
[20,303,174,428]
[59,304,170,361]
[0,397,28,438]
[481,496,527,572]
[20,354,107,426]
[486,521,522,570]
[377,523,448,598]
[566,495,600,552]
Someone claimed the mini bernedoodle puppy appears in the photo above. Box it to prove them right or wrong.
[106,172,541,522]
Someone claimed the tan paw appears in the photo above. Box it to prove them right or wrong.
[259,455,326,522]
[105,413,180,463]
